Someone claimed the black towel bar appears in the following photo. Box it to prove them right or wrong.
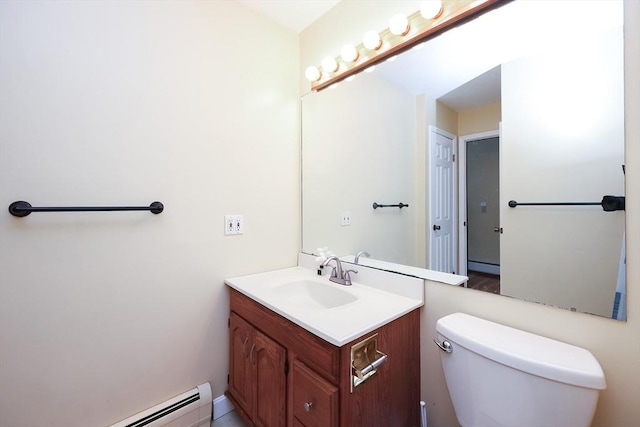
[508,195,624,212]
[8,201,164,217]
[372,202,409,209]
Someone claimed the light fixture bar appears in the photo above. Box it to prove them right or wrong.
[309,0,509,92]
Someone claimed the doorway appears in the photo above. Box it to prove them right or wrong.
[458,131,500,290]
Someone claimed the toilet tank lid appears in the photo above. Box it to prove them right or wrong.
[436,313,606,390]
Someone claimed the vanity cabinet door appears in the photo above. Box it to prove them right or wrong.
[229,312,287,427]
[253,330,286,427]
[228,312,254,414]
[292,359,338,427]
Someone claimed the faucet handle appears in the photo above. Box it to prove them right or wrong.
[329,266,338,278]
[343,269,358,285]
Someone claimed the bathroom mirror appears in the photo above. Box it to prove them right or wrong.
[302,0,626,320]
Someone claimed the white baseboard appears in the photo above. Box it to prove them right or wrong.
[213,395,234,420]
[468,261,500,275]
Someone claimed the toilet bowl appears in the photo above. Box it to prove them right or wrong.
[435,313,606,427]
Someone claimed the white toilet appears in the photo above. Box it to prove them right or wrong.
[435,313,606,427]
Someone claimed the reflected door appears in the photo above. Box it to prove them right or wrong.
[429,126,457,274]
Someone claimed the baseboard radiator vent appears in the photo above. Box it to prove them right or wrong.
[111,383,212,427]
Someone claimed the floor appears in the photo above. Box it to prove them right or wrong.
[466,271,500,294]
[212,410,246,427]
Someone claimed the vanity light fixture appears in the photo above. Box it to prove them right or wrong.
[363,30,382,50]
[420,0,444,19]
[305,65,321,82]
[341,44,359,63]
[322,56,339,73]
[389,13,410,36]
[305,0,505,90]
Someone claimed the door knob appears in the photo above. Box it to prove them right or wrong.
[433,224,441,231]
[304,401,314,412]
[493,227,503,233]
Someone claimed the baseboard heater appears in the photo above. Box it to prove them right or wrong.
[110,383,212,427]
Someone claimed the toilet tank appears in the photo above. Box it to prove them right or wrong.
[435,313,606,427]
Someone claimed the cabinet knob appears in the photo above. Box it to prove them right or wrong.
[304,401,314,412]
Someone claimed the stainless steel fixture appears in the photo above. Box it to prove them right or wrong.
[322,256,358,286]
[354,251,371,265]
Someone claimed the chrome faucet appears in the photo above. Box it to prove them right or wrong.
[322,256,357,286]
[354,250,370,265]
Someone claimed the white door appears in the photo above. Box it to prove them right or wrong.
[429,126,457,273]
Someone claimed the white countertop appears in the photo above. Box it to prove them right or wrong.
[225,266,424,346]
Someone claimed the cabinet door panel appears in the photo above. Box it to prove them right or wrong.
[229,313,253,414]
[254,330,287,427]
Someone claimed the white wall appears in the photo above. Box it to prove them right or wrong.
[0,1,299,426]
[301,1,640,426]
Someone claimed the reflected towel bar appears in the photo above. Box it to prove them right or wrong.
[8,201,164,217]
[372,202,409,209]
[508,195,624,212]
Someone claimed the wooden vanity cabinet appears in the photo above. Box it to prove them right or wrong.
[227,288,420,427]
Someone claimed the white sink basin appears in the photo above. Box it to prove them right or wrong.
[272,280,358,309]
[225,264,424,345]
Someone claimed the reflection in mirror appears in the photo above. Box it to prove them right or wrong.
[302,0,626,320]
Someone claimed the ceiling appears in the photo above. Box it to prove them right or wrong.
[238,0,340,33]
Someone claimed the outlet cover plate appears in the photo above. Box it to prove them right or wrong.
[341,211,351,226]
[225,215,244,235]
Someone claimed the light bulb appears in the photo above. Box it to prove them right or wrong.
[420,0,443,19]
[341,44,359,63]
[305,66,321,82]
[322,56,338,73]
[363,30,382,50]
[389,13,410,36]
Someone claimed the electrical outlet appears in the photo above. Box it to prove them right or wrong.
[224,215,235,235]
[341,211,351,226]
[224,215,244,235]
[234,215,244,234]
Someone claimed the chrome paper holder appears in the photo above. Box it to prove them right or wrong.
[350,333,388,392]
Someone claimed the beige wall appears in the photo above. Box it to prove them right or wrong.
[301,1,640,426]
[457,101,501,136]
[436,101,458,135]
[0,1,299,426]
[500,26,624,317]
[302,72,417,265]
